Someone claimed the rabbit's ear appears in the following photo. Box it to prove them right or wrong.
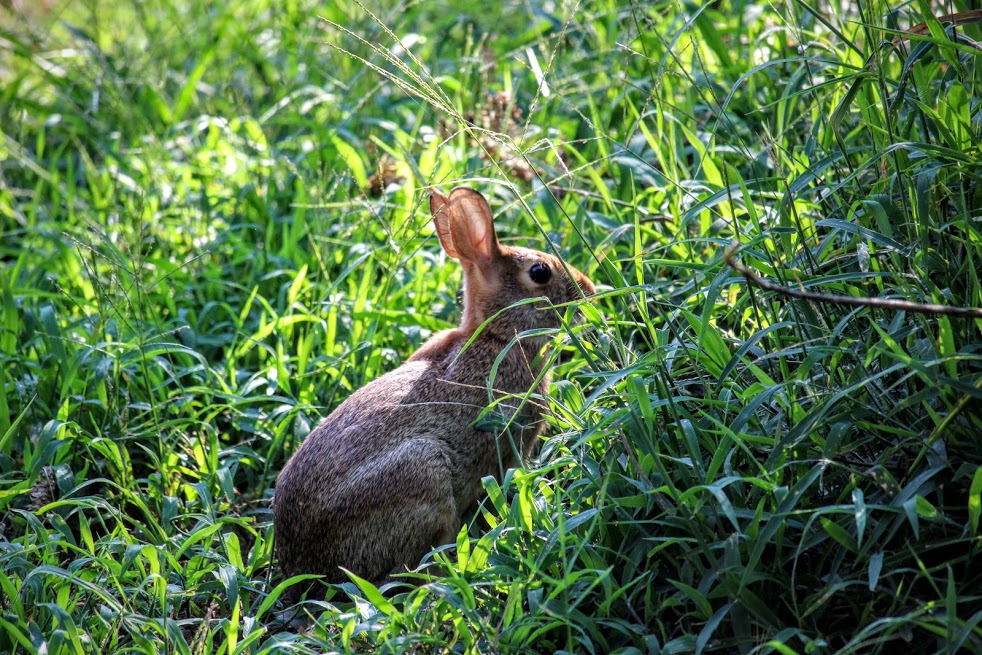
[429,189,459,259]
[445,187,500,271]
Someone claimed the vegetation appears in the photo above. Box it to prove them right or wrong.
[2,0,981,652]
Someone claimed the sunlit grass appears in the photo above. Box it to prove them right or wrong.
[2,0,981,653]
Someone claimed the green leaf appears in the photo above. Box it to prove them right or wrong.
[903,498,920,539]
[0,396,34,461]
[259,574,322,615]
[868,551,884,591]
[969,466,982,535]
[915,495,939,519]
[173,47,217,122]
[0,617,36,653]
[695,603,731,655]
[853,488,866,549]
[343,569,396,616]
[820,517,857,553]
[331,135,368,188]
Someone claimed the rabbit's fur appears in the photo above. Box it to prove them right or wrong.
[273,187,595,591]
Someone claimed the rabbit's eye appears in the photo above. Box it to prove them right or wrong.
[529,262,552,284]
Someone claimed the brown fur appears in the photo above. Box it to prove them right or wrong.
[273,187,595,594]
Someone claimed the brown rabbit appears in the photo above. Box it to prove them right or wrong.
[273,186,595,592]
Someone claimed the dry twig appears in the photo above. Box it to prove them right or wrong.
[723,241,982,319]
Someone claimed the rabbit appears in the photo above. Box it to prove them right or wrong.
[273,186,595,593]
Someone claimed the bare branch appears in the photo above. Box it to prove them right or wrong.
[723,241,982,319]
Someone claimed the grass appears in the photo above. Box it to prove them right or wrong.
[1,0,982,652]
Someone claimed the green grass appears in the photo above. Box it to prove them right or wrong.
[2,0,982,653]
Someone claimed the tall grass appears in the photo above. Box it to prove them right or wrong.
[1,0,981,653]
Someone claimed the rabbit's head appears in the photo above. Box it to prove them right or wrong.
[429,187,595,342]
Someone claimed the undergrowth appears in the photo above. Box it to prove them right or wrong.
[1,0,981,653]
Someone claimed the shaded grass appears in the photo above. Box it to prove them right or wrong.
[2,0,982,653]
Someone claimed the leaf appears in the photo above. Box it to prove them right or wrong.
[868,551,884,591]
[853,488,866,549]
[0,395,34,463]
[937,315,956,379]
[0,617,35,653]
[331,135,368,188]
[224,531,244,571]
[517,476,534,533]
[287,265,308,306]
[564,507,598,532]
[257,574,322,616]
[695,603,731,655]
[173,47,217,122]
[456,524,471,570]
[903,497,920,539]
[216,564,239,609]
[969,466,982,535]
[915,495,940,519]
[465,527,495,574]
[667,580,713,620]
[343,569,396,616]
[820,517,857,553]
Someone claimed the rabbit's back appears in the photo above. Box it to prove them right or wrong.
[274,332,547,584]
